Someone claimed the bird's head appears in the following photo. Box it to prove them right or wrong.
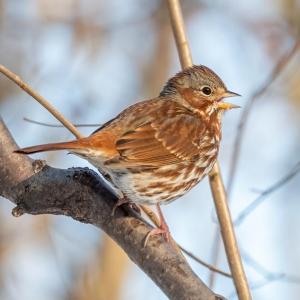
[160,65,240,114]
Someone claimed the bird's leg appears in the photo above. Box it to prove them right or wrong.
[144,204,171,247]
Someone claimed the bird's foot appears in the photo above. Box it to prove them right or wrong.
[144,204,171,247]
[144,218,170,247]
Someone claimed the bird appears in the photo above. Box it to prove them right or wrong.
[15,65,240,245]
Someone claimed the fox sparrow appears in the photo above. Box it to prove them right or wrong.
[15,65,240,244]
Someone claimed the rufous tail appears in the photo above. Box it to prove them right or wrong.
[14,140,86,155]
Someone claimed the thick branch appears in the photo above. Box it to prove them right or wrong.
[0,117,224,300]
[0,120,33,198]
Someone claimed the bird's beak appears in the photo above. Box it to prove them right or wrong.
[223,90,241,98]
[217,90,241,110]
[217,102,240,110]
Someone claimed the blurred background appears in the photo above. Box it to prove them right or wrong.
[1,0,300,299]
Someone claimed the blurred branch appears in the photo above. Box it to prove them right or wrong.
[227,39,300,197]
[0,117,223,300]
[69,236,129,300]
[180,246,231,279]
[234,161,300,226]
[242,249,300,285]
[166,0,251,299]
[227,249,300,299]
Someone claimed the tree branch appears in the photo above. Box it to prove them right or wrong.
[0,117,225,300]
[166,1,251,299]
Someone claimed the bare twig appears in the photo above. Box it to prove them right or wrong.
[166,1,252,299]
[208,165,252,300]
[0,64,83,139]
[180,246,232,279]
[234,161,300,226]
[166,0,192,68]
[23,117,101,128]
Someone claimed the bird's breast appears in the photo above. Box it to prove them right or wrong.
[115,142,219,205]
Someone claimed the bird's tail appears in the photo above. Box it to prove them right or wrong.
[14,140,87,155]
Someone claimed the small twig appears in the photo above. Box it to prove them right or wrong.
[180,246,232,278]
[0,64,83,139]
[166,1,251,299]
[23,117,101,128]
[234,161,300,226]
[140,205,232,278]
[166,0,192,68]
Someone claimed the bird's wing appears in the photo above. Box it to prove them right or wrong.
[111,113,205,168]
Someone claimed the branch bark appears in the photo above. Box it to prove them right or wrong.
[0,117,224,300]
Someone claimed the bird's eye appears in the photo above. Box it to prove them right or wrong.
[201,86,212,96]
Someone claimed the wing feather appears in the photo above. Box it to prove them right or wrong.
[153,114,205,160]
[115,124,181,167]
[112,113,205,168]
